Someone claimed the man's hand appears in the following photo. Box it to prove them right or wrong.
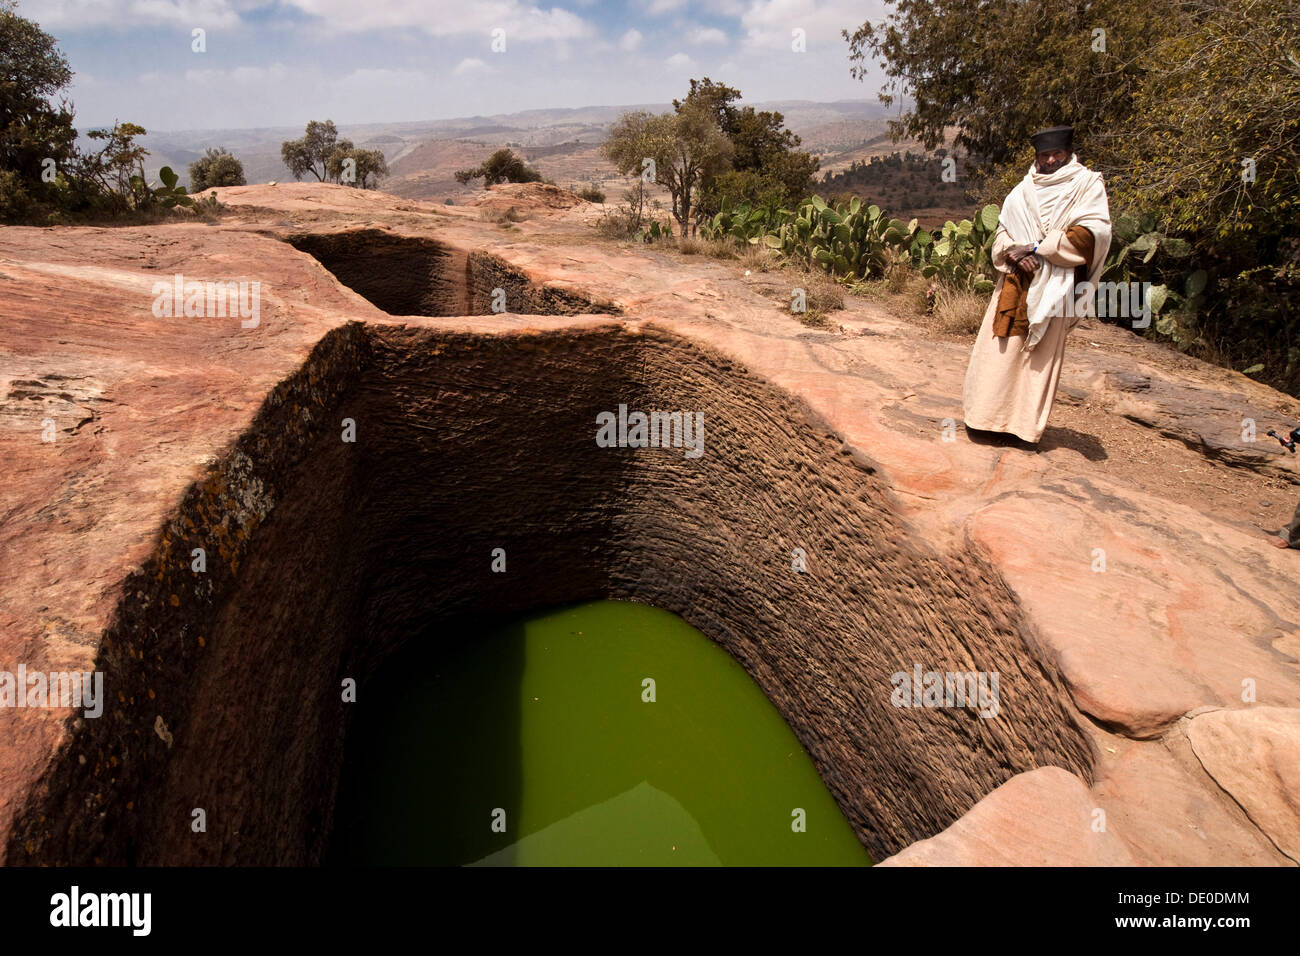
[1009,251,1039,277]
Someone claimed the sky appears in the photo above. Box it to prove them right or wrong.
[20,0,891,132]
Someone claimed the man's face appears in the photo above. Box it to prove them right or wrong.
[1035,148,1070,174]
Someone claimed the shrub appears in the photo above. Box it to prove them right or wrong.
[928,284,986,335]
[577,183,606,203]
[738,244,776,273]
[455,149,542,187]
[595,182,669,241]
[802,272,845,313]
[886,255,914,294]
[0,169,34,221]
[702,238,737,260]
[325,145,388,189]
[479,205,529,224]
[189,148,246,191]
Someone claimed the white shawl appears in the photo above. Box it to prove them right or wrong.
[997,155,1112,350]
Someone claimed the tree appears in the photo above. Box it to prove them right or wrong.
[75,121,148,201]
[1106,0,1299,244]
[602,101,732,235]
[325,145,388,189]
[0,0,78,215]
[1106,0,1300,393]
[842,0,1181,184]
[189,147,246,191]
[0,2,192,222]
[673,77,818,218]
[726,106,819,201]
[281,120,340,182]
[672,77,741,133]
[454,148,541,186]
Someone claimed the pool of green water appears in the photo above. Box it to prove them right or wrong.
[330,599,871,866]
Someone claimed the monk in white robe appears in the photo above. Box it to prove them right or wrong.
[963,126,1112,444]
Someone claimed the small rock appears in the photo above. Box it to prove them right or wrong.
[154,715,174,749]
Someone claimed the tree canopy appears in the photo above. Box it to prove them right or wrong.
[602,100,732,235]
[281,120,341,182]
[189,147,246,191]
[675,78,818,210]
[326,144,388,189]
[281,120,387,188]
[0,0,76,199]
[455,148,542,186]
[604,77,817,234]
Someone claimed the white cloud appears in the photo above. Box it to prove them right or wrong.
[27,0,596,43]
[740,0,877,52]
[24,0,242,28]
[280,0,595,40]
[183,63,292,86]
[59,0,882,131]
[687,26,728,45]
[647,0,687,13]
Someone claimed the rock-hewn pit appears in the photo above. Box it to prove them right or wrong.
[6,322,1092,865]
[288,229,620,318]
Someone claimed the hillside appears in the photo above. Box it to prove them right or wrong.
[130,99,978,224]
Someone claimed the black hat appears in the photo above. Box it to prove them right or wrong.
[1031,125,1073,153]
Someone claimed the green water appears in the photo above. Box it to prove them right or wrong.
[330,600,871,866]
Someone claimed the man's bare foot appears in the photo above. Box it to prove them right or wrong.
[1268,535,1292,549]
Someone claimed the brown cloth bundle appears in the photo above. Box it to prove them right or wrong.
[992,224,1095,337]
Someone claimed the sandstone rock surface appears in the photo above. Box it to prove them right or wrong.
[1187,707,1300,863]
[2,181,1298,865]
[877,767,1136,866]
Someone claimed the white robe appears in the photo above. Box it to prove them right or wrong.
[962,155,1112,443]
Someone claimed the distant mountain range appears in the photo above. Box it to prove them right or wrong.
[117,99,903,190]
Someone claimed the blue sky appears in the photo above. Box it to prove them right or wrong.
[21,0,890,131]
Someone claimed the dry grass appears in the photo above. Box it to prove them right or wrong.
[887,258,914,294]
[801,270,845,312]
[479,205,529,224]
[702,238,737,260]
[754,265,847,328]
[796,310,836,329]
[927,284,987,334]
[39,203,218,228]
[594,208,639,239]
[676,235,741,259]
[738,243,778,273]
